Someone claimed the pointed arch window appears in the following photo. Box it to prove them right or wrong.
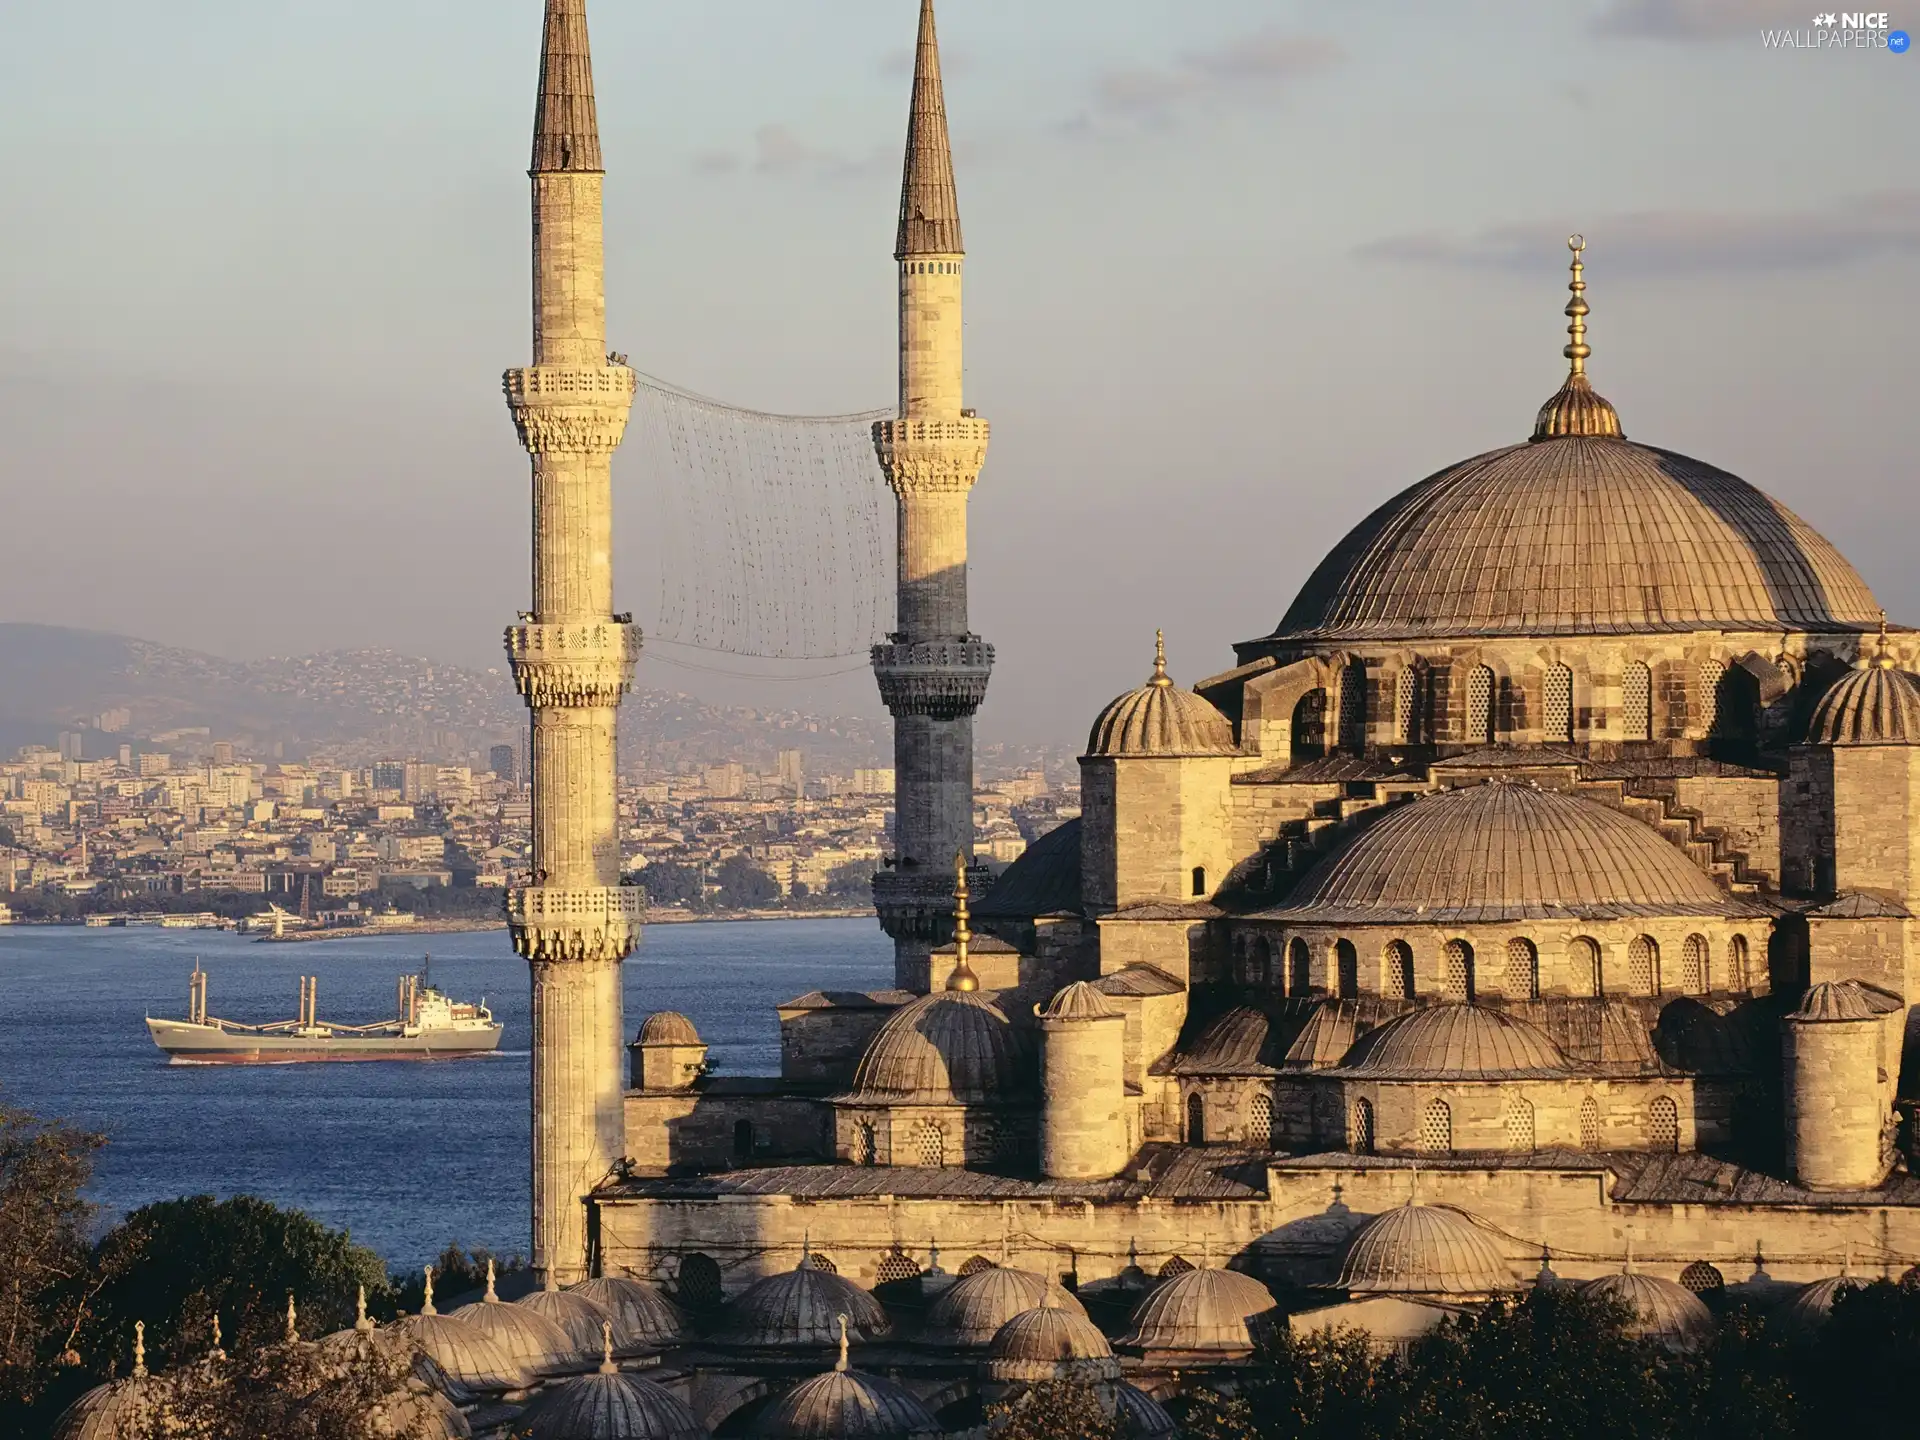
[1649,1095,1680,1153]
[1383,940,1415,1000]
[1505,937,1539,999]
[1250,1093,1275,1151]
[1728,934,1752,991]
[1185,1092,1206,1146]
[1419,1099,1453,1154]
[1681,933,1709,994]
[1628,935,1659,996]
[1570,936,1603,997]
[1467,666,1496,744]
[1335,939,1359,998]
[1337,660,1368,751]
[1443,940,1475,1001]
[1544,664,1574,743]
[1622,662,1652,741]
[1288,937,1311,996]
[1395,667,1423,744]
[1505,1093,1536,1152]
[1579,1095,1603,1151]
[1349,1097,1376,1155]
[916,1119,946,1168]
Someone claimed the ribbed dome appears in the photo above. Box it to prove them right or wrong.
[521,1370,711,1440]
[722,1264,891,1349]
[1578,1271,1715,1350]
[1117,1267,1277,1354]
[844,989,1031,1103]
[1781,1273,1866,1335]
[1037,981,1120,1021]
[985,1298,1120,1384]
[921,1266,1087,1349]
[1276,781,1738,922]
[638,1012,701,1045]
[1115,1384,1178,1438]
[52,1374,161,1440]
[1792,980,1896,1022]
[1338,1205,1515,1296]
[1183,1007,1283,1071]
[1086,634,1236,758]
[567,1277,687,1351]
[451,1295,575,1375]
[1809,661,1920,745]
[1269,437,1878,643]
[374,1390,472,1440]
[757,1368,939,1439]
[317,1320,469,1405]
[1336,1003,1570,1079]
[518,1285,619,1365]
[394,1312,532,1391]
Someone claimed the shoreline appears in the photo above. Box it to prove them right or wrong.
[261,908,878,941]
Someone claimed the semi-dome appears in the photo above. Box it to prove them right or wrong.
[722,1262,891,1349]
[757,1337,940,1440]
[1808,657,1920,746]
[1086,632,1237,758]
[920,1266,1087,1349]
[1116,1267,1277,1354]
[518,1282,620,1365]
[1335,1003,1571,1080]
[843,989,1031,1104]
[637,1012,701,1045]
[985,1296,1120,1384]
[1579,1270,1715,1351]
[1274,781,1743,923]
[1337,1204,1515,1296]
[1180,1007,1284,1072]
[1781,1272,1866,1335]
[567,1276,687,1351]
[520,1364,710,1440]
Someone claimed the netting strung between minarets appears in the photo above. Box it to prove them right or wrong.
[625,370,896,664]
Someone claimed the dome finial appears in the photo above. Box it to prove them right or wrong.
[133,1321,147,1380]
[1532,235,1623,440]
[835,1313,851,1372]
[600,1319,618,1375]
[945,850,979,992]
[422,1266,436,1316]
[355,1285,372,1333]
[1151,629,1171,688]
[285,1293,298,1344]
[209,1313,224,1361]
[1876,611,1894,669]
[485,1257,499,1302]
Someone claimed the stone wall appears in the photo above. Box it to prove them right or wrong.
[1040,1014,1129,1179]
[623,1087,828,1173]
[777,999,905,1087]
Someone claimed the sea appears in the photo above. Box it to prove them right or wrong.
[0,919,892,1271]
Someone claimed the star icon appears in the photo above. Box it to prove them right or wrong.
[1822,11,1838,22]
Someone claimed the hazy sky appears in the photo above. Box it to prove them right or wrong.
[0,0,1914,745]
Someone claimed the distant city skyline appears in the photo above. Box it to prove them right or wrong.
[1,0,1914,743]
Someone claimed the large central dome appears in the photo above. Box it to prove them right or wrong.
[1267,436,1878,643]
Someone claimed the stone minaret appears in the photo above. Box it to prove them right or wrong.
[872,0,994,993]
[503,0,643,1283]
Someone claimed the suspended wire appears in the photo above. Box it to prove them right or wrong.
[627,372,895,663]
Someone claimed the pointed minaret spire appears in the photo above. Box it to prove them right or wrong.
[896,0,963,259]
[532,0,604,174]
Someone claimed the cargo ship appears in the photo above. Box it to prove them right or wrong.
[147,961,503,1063]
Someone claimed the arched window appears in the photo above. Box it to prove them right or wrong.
[1383,940,1415,1000]
[1696,659,1726,735]
[732,1120,755,1163]
[1622,661,1652,741]
[1288,937,1311,996]
[1292,688,1329,761]
[1649,1095,1679,1153]
[1570,936,1603,997]
[854,1121,877,1166]
[1505,1093,1536,1152]
[1250,1093,1275,1150]
[676,1253,723,1310]
[1728,934,1751,991]
[1544,664,1574,743]
[1337,660,1368,751]
[1443,940,1474,1001]
[1628,935,1659,996]
[876,1249,921,1285]
[1395,666,1423,744]
[1505,937,1539,1000]
[1335,939,1359,998]
[1186,1092,1206,1146]
[1191,865,1207,897]
[916,1119,946,1168]
[1467,665,1496,744]
[1159,1256,1195,1279]
[1681,933,1708,994]
[1679,1261,1725,1295]
[1349,1097,1375,1155]
[1579,1095,1603,1151]
[958,1255,996,1276]
[1419,1099,1453,1154]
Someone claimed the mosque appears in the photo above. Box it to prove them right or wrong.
[55,1,1920,1437]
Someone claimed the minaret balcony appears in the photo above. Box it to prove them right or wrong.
[508,884,647,964]
[506,622,641,708]
[504,365,638,454]
[872,417,991,494]
[873,866,996,945]
[872,637,994,719]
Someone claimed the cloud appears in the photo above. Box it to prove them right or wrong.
[1592,0,1791,40]
[689,125,890,182]
[1077,27,1344,127]
[1355,191,1920,273]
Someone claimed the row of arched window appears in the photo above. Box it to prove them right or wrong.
[1241,931,1754,999]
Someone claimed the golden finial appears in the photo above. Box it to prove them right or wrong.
[485,1257,498,1302]
[1875,611,1894,669]
[355,1285,372,1333]
[422,1266,436,1316]
[285,1293,298,1344]
[133,1321,147,1380]
[945,849,979,992]
[600,1320,618,1375]
[1564,234,1589,377]
[1532,234,1623,441]
[834,1313,851,1373]
[1150,629,1171,688]
[209,1314,224,1360]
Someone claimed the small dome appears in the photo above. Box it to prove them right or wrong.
[317,1321,470,1404]
[1781,1273,1866,1335]
[638,1012,701,1045]
[393,1312,532,1391]
[518,1285,619,1365]
[521,1370,711,1440]
[1792,980,1898,1022]
[451,1295,576,1375]
[1037,981,1120,1022]
[1117,1267,1277,1354]
[844,990,1032,1103]
[921,1267,1087,1349]
[52,1375,161,1440]
[1578,1271,1715,1351]
[722,1263,891,1349]
[757,1369,939,1439]
[1277,781,1741,922]
[568,1276,688,1351]
[1115,1384,1178,1437]
[1338,1204,1515,1296]
[1808,659,1920,745]
[1182,1007,1284,1071]
[1336,1003,1570,1079]
[1085,633,1236,759]
[986,1297,1120,1385]
[373,1390,472,1440]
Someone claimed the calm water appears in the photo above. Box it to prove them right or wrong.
[0,920,891,1269]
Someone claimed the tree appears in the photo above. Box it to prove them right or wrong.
[986,1382,1122,1440]
[637,861,703,910]
[0,1106,104,1434]
[86,1197,389,1375]
[387,1243,526,1315]
[714,855,778,909]
[825,859,874,898]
